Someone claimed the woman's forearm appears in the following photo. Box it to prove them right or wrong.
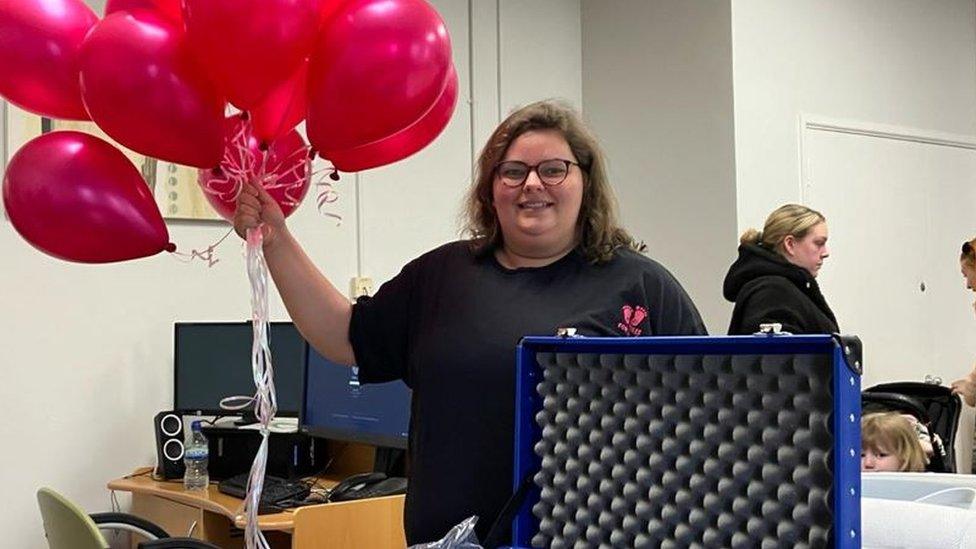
[263,228,356,366]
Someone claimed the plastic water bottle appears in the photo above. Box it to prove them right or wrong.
[183,420,209,491]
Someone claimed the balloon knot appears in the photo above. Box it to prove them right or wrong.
[329,171,340,181]
[240,111,250,121]
[211,166,223,176]
[165,242,177,253]
[259,142,270,152]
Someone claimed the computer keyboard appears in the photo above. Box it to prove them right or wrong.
[217,473,310,506]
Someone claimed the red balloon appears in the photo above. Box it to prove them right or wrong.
[198,115,312,221]
[307,0,453,153]
[79,11,225,168]
[318,0,349,28]
[250,60,308,144]
[2,131,174,263]
[323,65,458,172]
[105,0,182,22]
[184,0,319,109]
[0,0,97,120]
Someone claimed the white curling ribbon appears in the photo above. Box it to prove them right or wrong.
[242,224,278,549]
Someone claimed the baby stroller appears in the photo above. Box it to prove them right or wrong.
[863,382,963,472]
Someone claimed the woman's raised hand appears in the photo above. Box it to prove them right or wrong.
[233,181,286,247]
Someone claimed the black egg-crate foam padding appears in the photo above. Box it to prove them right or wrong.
[529,351,834,549]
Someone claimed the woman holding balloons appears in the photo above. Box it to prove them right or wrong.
[234,100,707,544]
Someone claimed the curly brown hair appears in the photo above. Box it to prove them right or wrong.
[462,100,642,263]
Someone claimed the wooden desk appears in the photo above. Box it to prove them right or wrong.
[108,468,406,548]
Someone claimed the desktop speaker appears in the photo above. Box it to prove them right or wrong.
[154,411,185,480]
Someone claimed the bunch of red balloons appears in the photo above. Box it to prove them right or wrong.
[0,0,456,263]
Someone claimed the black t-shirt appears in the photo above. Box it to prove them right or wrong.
[349,240,706,544]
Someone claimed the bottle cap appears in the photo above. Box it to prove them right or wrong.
[191,420,203,431]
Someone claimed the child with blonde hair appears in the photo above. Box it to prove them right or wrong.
[861,412,927,472]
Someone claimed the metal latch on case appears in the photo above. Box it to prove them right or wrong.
[756,323,792,336]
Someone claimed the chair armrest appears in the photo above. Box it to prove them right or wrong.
[139,538,223,549]
[89,512,169,540]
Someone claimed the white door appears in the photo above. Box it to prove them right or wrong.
[917,145,976,381]
[804,127,976,387]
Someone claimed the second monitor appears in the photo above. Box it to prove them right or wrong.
[301,344,412,450]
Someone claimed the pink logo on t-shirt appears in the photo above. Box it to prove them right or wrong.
[618,304,647,336]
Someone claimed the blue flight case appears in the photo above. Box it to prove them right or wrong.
[509,334,862,548]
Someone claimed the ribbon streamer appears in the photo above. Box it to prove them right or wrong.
[242,225,278,548]
[171,229,235,268]
[199,115,312,221]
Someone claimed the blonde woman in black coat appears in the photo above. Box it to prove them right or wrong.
[723,204,837,335]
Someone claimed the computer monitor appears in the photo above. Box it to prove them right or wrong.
[300,344,411,449]
[174,321,306,417]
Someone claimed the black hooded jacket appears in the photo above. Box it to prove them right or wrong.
[723,243,838,335]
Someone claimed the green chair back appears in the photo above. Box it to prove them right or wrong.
[36,487,109,549]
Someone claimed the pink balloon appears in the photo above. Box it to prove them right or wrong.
[250,60,308,144]
[198,114,312,221]
[184,0,319,109]
[307,0,453,153]
[105,0,182,22]
[323,65,457,172]
[79,11,225,168]
[2,131,174,263]
[0,0,97,120]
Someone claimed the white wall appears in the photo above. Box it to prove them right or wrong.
[580,0,737,334]
[0,1,582,547]
[732,0,976,229]
[499,0,582,113]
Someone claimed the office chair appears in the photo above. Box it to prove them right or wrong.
[37,487,220,549]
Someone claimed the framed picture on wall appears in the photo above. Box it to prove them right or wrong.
[3,103,223,221]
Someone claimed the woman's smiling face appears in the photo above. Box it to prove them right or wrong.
[492,129,583,260]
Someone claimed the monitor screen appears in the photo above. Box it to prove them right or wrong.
[174,322,306,416]
[301,344,411,449]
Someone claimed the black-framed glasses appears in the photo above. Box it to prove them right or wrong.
[494,158,580,187]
